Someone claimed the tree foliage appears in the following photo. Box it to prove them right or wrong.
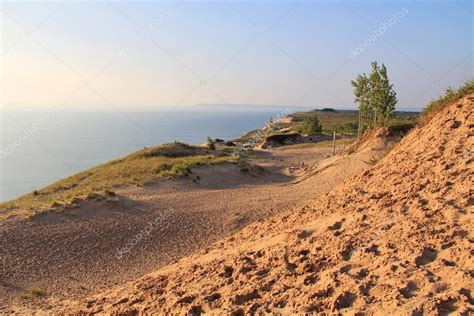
[206,137,215,150]
[300,113,323,134]
[351,61,397,135]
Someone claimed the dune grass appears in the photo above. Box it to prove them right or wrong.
[420,79,474,125]
[0,142,233,214]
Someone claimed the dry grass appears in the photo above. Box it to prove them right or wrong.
[420,79,474,125]
[0,142,234,214]
[365,156,379,165]
[19,287,48,299]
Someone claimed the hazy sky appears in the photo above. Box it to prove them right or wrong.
[1,0,472,110]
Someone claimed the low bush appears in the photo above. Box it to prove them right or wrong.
[300,113,323,135]
[206,137,216,150]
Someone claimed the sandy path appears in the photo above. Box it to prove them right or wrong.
[0,142,389,312]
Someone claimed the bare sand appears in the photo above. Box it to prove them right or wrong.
[0,133,394,313]
[63,95,473,314]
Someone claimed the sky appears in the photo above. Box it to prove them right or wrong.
[0,0,472,111]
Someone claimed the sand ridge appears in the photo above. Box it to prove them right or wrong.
[0,132,395,313]
[67,94,473,314]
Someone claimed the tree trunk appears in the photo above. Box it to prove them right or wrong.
[358,109,361,140]
[374,109,377,130]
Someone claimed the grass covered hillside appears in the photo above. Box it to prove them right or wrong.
[291,109,418,134]
[235,109,418,146]
[290,109,360,134]
[0,142,234,214]
[420,79,474,125]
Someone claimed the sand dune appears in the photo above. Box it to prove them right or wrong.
[0,131,395,313]
[65,95,473,314]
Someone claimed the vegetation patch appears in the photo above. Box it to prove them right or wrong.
[365,156,379,166]
[138,142,201,158]
[237,161,265,176]
[0,142,233,214]
[289,109,416,137]
[300,113,323,135]
[290,110,359,133]
[20,288,48,299]
[206,137,216,150]
[387,119,417,134]
[420,80,473,125]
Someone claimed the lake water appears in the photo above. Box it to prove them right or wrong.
[0,106,304,202]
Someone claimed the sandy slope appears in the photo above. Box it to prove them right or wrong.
[0,133,394,313]
[67,95,473,314]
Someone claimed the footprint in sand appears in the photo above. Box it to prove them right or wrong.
[415,247,437,266]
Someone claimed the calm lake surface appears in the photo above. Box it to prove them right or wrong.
[0,106,306,202]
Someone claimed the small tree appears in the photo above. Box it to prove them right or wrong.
[300,113,322,134]
[378,63,397,126]
[352,61,397,136]
[351,73,371,136]
[206,137,215,150]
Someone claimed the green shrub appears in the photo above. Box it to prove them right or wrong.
[206,137,216,150]
[342,122,358,134]
[300,113,323,134]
